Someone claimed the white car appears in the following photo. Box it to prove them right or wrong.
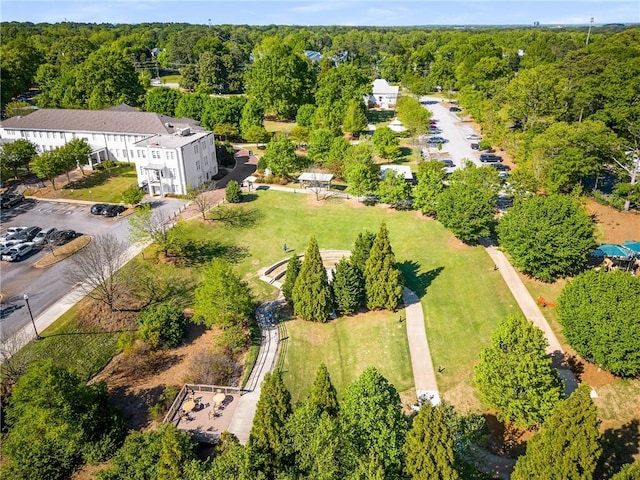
[1,242,33,262]
[0,239,24,249]
[0,226,28,242]
[466,133,482,140]
[33,227,57,246]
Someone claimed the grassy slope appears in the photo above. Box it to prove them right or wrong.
[182,191,519,410]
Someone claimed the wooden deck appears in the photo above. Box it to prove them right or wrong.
[165,384,243,444]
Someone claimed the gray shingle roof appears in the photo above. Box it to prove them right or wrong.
[0,108,203,135]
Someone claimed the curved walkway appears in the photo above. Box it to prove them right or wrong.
[227,299,282,444]
[480,239,578,396]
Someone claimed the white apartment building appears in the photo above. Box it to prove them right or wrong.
[0,105,218,196]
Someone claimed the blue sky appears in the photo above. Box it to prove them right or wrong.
[1,1,638,26]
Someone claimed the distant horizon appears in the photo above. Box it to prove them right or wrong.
[1,1,638,27]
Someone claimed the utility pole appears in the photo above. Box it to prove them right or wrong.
[586,17,594,46]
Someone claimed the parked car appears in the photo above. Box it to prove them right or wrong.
[1,242,33,262]
[449,107,462,112]
[90,203,110,215]
[427,136,448,144]
[0,227,28,242]
[470,143,480,150]
[480,154,502,163]
[440,159,455,168]
[466,133,482,140]
[102,205,126,217]
[428,128,443,134]
[33,227,57,246]
[12,226,41,242]
[50,229,76,246]
[1,193,25,208]
[0,239,24,249]
[489,163,511,172]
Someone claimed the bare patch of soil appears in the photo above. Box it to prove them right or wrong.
[585,199,640,244]
[91,324,219,430]
[484,413,535,458]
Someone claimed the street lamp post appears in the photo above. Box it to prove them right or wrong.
[586,17,594,46]
[23,294,41,340]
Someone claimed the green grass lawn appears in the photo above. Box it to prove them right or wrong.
[9,304,122,382]
[179,190,520,409]
[264,120,297,135]
[60,164,138,203]
[160,74,181,84]
[281,311,414,405]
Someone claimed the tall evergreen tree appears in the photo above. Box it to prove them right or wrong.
[364,223,403,311]
[512,385,601,480]
[340,367,408,479]
[403,403,460,480]
[292,237,333,322]
[474,315,563,428]
[309,363,339,417]
[282,254,302,305]
[351,231,376,274]
[332,258,365,316]
[248,372,293,477]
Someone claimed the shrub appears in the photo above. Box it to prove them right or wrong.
[137,303,187,349]
[148,385,180,420]
[225,180,242,203]
[215,324,250,355]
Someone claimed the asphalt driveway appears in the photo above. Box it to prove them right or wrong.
[0,197,185,337]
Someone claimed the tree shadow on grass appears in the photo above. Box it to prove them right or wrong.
[64,165,135,190]
[596,419,640,479]
[367,110,395,124]
[398,260,444,298]
[174,240,249,266]
[208,206,261,228]
[240,193,259,203]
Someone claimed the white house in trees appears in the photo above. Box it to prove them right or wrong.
[0,105,218,196]
[365,79,400,110]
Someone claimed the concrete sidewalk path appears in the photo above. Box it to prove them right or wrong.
[227,300,281,444]
[402,287,440,405]
[481,240,578,395]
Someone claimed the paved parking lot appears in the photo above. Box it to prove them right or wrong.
[419,96,483,170]
[0,197,184,337]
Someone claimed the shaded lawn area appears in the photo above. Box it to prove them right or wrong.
[9,304,122,382]
[281,311,414,405]
[179,190,521,409]
[367,109,395,125]
[61,164,138,203]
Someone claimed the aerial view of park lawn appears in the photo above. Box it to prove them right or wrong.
[179,189,521,411]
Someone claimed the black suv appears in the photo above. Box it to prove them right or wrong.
[480,153,502,163]
[489,163,511,172]
[13,226,41,242]
[1,193,24,208]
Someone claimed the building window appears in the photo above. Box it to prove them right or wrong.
[152,151,159,159]
[194,143,199,153]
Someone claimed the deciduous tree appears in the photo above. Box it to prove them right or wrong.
[263,134,299,177]
[292,236,333,322]
[193,259,254,329]
[343,144,379,197]
[558,270,640,376]
[342,99,368,138]
[436,182,495,243]
[497,195,595,282]
[512,385,601,480]
[31,150,65,190]
[137,302,187,349]
[65,233,130,312]
[474,316,563,428]
[413,160,446,216]
[372,126,401,160]
[145,87,182,117]
[4,361,126,480]
[340,367,408,479]
[0,138,37,178]
[296,104,316,127]
[378,169,412,208]
[307,128,336,164]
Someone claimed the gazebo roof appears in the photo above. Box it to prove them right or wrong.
[298,172,333,182]
[591,244,635,259]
